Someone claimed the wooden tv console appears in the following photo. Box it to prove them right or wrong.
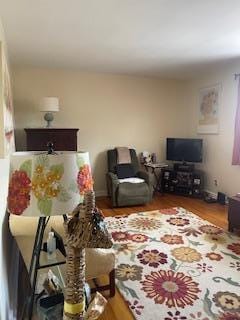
[162,166,204,198]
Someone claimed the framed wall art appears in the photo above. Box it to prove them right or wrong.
[197,83,221,134]
[0,42,15,156]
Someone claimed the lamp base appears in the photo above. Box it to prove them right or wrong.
[44,112,54,127]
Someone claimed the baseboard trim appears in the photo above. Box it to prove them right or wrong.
[96,189,224,201]
[204,189,217,199]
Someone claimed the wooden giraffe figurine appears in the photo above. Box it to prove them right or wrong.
[63,190,113,320]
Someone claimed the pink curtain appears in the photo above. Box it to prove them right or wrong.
[232,78,240,165]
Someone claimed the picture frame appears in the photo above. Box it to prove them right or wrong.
[197,83,221,134]
[0,42,15,155]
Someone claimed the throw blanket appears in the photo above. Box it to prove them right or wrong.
[116,147,131,164]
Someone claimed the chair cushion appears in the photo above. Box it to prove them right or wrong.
[116,163,135,179]
[117,181,150,206]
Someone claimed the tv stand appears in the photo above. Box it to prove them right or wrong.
[162,165,204,198]
[173,162,195,172]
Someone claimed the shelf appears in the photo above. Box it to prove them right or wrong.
[39,249,66,269]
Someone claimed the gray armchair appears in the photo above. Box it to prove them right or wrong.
[106,149,153,207]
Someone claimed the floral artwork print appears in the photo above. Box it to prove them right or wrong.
[106,207,240,320]
[198,84,220,134]
[2,51,15,155]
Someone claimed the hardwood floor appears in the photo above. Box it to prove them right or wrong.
[96,193,228,320]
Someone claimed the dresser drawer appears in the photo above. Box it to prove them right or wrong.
[25,128,79,151]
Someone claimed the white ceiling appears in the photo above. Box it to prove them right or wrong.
[1,0,240,79]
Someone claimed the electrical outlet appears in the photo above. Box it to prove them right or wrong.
[214,179,218,187]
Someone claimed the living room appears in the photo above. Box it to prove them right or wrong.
[0,1,240,320]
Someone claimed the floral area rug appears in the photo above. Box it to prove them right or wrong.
[105,208,240,320]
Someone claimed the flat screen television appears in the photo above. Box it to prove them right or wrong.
[166,138,203,163]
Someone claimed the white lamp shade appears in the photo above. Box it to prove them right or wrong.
[40,97,60,112]
[7,151,93,217]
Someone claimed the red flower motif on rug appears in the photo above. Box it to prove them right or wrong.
[164,310,187,320]
[127,300,144,316]
[128,233,149,243]
[8,170,31,215]
[161,234,184,245]
[105,208,240,320]
[206,252,223,261]
[189,311,210,320]
[167,217,190,226]
[111,231,129,242]
[199,225,223,235]
[160,208,179,215]
[140,269,200,308]
[196,263,213,273]
[218,312,240,320]
[227,243,240,255]
[230,261,240,271]
[137,249,168,267]
[179,227,202,237]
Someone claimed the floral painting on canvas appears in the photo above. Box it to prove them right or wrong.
[198,84,221,134]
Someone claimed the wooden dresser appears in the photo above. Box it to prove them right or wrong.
[228,196,240,232]
[25,128,79,151]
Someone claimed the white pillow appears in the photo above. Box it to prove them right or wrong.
[118,177,145,184]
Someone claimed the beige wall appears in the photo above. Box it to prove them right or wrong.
[186,59,240,196]
[0,19,16,320]
[12,67,188,194]
[0,29,5,156]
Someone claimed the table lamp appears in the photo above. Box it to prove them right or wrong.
[7,148,94,319]
[40,97,59,127]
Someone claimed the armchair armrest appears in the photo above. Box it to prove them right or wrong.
[106,172,119,207]
[136,170,151,185]
[107,172,119,184]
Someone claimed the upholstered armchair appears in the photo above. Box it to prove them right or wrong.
[106,149,153,207]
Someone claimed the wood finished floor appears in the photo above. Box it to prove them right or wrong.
[96,193,228,320]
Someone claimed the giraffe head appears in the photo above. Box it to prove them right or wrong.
[64,190,112,249]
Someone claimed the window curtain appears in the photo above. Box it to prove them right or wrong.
[232,78,240,165]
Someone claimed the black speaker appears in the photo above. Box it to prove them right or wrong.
[217,192,226,205]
